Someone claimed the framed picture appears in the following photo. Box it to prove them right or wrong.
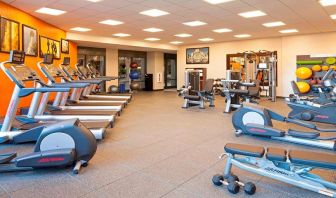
[39,36,60,59]
[0,17,20,52]
[61,38,69,54]
[186,47,209,64]
[22,25,38,56]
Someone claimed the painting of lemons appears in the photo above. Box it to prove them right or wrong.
[0,18,19,52]
[39,36,60,59]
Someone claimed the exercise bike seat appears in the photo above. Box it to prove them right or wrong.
[0,153,17,164]
[266,148,287,162]
[224,143,265,158]
[184,95,201,101]
[289,150,336,169]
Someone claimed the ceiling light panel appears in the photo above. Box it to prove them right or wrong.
[87,0,103,2]
[319,0,336,6]
[234,34,251,38]
[140,9,169,17]
[170,41,183,44]
[199,38,214,41]
[263,21,285,27]
[203,0,235,4]
[145,38,160,41]
[143,28,164,32]
[113,33,130,37]
[183,21,207,27]
[99,19,123,26]
[213,28,232,33]
[239,10,266,18]
[174,34,192,37]
[279,29,298,33]
[35,7,66,16]
[70,27,91,32]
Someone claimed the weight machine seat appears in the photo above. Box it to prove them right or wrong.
[289,150,336,169]
[266,147,287,162]
[228,89,249,95]
[224,143,265,158]
[184,95,201,101]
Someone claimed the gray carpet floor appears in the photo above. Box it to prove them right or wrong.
[0,91,335,198]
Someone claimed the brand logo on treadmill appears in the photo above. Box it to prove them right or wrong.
[315,115,328,119]
[265,167,293,176]
[249,128,266,133]
[38,157,65,163]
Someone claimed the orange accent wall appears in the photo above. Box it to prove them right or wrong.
[0,2,77,116]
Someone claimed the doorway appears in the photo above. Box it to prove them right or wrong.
[164,53,177,89]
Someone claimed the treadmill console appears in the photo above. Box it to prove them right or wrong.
[5,50,44,87]
[43,54,54,64]
[63,57,70,65]
[9,50,25,64]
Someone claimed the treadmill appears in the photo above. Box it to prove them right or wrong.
[0,51,111,140]
[36,54,123,115]
[59,58,129,106]
[75,63,132,101]
[80,63,132,98]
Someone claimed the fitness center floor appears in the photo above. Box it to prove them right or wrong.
[0,91,334,198]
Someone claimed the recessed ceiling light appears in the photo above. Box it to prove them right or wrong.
[279,29,298,33]
[170,41,183,44]
[183,21,207,27]
[113,33,130,37]
[239,10,266,18]
[143,28,164,32]
[140,9,169,17]
[319,0,336,6]
[99,19,123,26]
[35,7,66,16]
[70,27,91,32]
[234,34,251,38]
[87,0,103,2]
[263,21,285,27]
[174,33,192,38]
[199,38,214,42]
[213,28,232,33]
[203,0,234,4]
[145,38,160,41]
[331,14,336,19]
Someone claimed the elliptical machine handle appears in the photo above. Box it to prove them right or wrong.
[286,117,336,132]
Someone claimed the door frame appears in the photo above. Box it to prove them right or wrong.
[164,53,177,89]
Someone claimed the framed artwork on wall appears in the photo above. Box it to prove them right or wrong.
[0,17,20,52]
[61,38,69,54]
[186,47,209,64]
[39,36,60,59]
[22,25,38,56]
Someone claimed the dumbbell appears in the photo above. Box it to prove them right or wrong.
[212,174,256,195]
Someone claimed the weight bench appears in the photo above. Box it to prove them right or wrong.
[213,143,336,197]
[182,79,215,109]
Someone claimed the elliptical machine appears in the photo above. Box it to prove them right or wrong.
[232,103,336,150]
[287,69,336,124]
[0,51,97,174]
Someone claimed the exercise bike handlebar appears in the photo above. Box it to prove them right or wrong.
[286,117,336,132]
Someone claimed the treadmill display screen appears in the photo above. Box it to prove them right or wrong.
[9,50,25,64]
[43,54,54,64]
[63,57,70,65]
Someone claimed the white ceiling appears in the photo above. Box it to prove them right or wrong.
[3,0,336,46]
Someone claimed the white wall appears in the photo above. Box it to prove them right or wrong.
[105,48,118,90]
[177,32,336,97]
[147,51,165,90]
